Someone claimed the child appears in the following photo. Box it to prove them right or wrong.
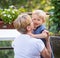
[32,10,47,45]
[29,10,54,58]
[12,14,51,58]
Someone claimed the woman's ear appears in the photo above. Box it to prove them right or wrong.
[27,26,31,31]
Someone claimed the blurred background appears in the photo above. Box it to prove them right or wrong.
[0,0,60,58]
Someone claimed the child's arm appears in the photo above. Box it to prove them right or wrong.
[28,30,49,39]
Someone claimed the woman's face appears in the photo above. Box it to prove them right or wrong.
[32,14,43,28]
[30,19,34,31]
[27,17,34,32]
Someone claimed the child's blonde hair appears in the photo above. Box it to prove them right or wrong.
[32,10,46,22]
[13,14,31,33]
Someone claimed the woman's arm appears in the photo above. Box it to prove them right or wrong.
[41,37,51,58]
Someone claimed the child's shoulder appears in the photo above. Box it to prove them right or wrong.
[39,25,46,30]
[33,25,46,34]
[38,25,46,32]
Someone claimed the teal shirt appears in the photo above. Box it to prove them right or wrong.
[33,25,46,46]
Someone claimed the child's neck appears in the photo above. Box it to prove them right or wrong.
[34,25,42,29]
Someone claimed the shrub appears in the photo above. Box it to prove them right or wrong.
[49,0,60,34]
[1,6,19,24]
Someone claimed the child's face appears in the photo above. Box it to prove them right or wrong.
[32,14,43,28]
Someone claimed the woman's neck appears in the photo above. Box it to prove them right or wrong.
[27,31,32,35]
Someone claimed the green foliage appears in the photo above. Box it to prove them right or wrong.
[1,6,19,24]
[0,50,14,58]
[49,0,60,33]
[0,5,27,24]
[19,7,27,13]
[0,41,14,58]
[0,8,3,18]
[0,0,52,12]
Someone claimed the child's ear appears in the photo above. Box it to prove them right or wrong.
[43,20,45,23]
[42,19,45,23]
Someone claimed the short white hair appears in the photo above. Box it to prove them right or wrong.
[32,10,46,21]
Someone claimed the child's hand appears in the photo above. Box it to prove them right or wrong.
[42,30,50,40]
[42,30,50,36]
